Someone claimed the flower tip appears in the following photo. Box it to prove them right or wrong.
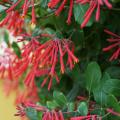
[108,4,112,9]
[55,11,60,16]
[80,25,84,29]
[102,48,108,51]
[61,70,65,74]
[66,20,71,25]
[75,58,79,63]
[48,3,51,8]
[30,22,36,29]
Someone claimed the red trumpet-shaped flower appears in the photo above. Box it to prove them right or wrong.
[0,0,36,35]
[48,0,74,24]
[106,108,120,117]
[42,110,64,120]
[76,0,112,28]
[103,29,120,61]
[6,0,36,24]
[0,11,24,36]
[14,34,41,87]
[15,104,26,117]
[15,86,39,105]
[70,115,100,120]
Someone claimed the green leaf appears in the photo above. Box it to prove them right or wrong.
[0,5,5,12]
[47,100,59,109]
[93,72,120,105]
[12,42,21,58]
[66,82,80,102]
[112,0,120,3]
[4,31,10,46]
[85,61,102,92]
[26,108,38,120]
[102,78,120,95]
[53,91,67,107]
[0,11,6,21]
[98,72,120,95]
[107,95,120,112]
[77,102,88,116]
[93,88,109,106]
[37,112,43,120]
[67,102,75,112]
[40,0,49,8]
[106,66,120,79]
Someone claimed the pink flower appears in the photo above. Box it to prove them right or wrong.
[103,29,120,61]
[48,0,74,24]
[0,47,17,80]
[76,0,112,28]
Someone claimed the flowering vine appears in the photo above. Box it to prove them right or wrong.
[103,29,120,61]
[0,0,120,120]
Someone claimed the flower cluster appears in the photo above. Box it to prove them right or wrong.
[14,33,78,90]
[0,0,36,35]
[42,110,64,120]
[103,29,120,61]
[15,102,63,119]
[48,0,74,24]
[15,102,102,120]
[70,115,100,120]
[76,0,112,28]
[0,11,24,36]
[0,38,39,104]
[6,0,36,24]
[48,0,112,28]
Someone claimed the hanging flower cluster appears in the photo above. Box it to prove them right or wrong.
[13,33,79,90]
[0,38,39,104]
[6,0,36,24]
[103,29,120,61]
[0,11,24,36]
[0,0,36,35]
[48,0,112,28]
[76,0,112,28]
[48,0,74,24]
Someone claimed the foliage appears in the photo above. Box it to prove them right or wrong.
[0,0,120,120]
